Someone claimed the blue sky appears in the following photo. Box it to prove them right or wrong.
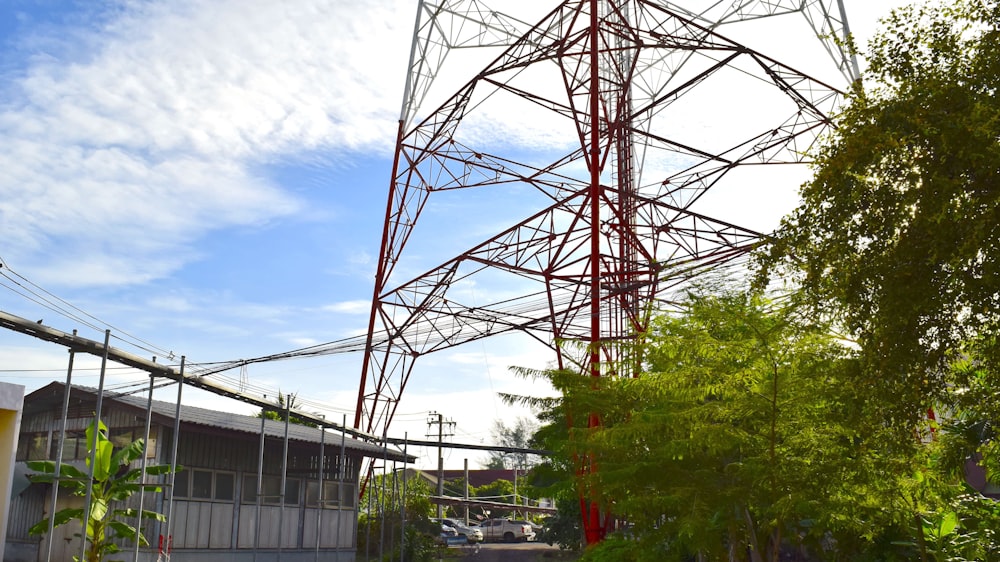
[0,0,907,469]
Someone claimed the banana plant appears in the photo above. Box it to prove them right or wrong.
[27,418,176,562]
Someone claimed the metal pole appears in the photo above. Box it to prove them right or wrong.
[463,458,469,526]
[163,356,185,560]
[398,0,426,122]
[514,469,518,509]
[253,412,266,561]
[340,414,348,562]
[355,0,427,432]
[278,399,291,560]
[132,372,156,562]
[79,329,111,562]
[401,434,407,562]
[836,0,862,80]
[45,340,75,562]
[584,0,605,544]
[389,460,397,559]
[379,440,388,560]
[364,454,372,562]
[315,419,325,561]
[435,413,443,519]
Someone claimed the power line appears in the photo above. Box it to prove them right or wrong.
[0,260,178,361]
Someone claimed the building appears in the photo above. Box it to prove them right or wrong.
[0,382,24,561]
[404,468,555,521]
[5,382,411,562]
[440,468,529,490]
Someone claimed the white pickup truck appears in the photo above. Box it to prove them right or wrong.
[477,518,536,543]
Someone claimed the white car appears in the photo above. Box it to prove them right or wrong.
[436,523,460,545]
[478,518,536,542]
[433,518,484,543]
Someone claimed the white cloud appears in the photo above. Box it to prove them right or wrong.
[0,1,913,469]
[274,334,321,348]
[0,344,83,374]
[0,0,412,288]
[0,340,161,395]
[145,294,196,313]
[322,300,371,315]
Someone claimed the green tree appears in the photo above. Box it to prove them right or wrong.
[358,473,438,562]
[505,390,584,550]
[484,417,540,470]
[525,287,953,561]
[359,471,434,519]
[943,343,1000,481]
[255,391,317,427]
[753,1,1000,558]
[760,0,1000,430]
[472,479,517,518]
[28,418,173,562]
[599,291,876,560]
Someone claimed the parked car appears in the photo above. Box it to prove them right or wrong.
[478,518,536,542]
[433,517,484,543]
[435,523,461,546]
[510,519,544,535]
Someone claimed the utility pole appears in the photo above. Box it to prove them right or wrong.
[463,458,469,526]
[426,411,455,518]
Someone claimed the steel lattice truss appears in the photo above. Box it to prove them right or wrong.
[356,0,856,479]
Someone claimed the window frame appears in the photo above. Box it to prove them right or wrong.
[241,474,301,506]
[173,469,237,503]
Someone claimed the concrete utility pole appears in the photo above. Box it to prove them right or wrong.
[426,411,455,518]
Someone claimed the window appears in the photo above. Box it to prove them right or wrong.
[191,470,213,499]
[242,475,300,505]
[173,469,235,502]
[173,470,189,498]
[45,426,157,461]
[305,481,343,508]
[241,475,258,503]
[110,428,135,449]
[109,427,158,457]
[53,430,86,461]
[16,432,48,461]
[215,472,235,501]
[283,479,300,505]
[261,475,282,504]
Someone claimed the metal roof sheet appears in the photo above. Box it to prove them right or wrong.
[27,382,412,462]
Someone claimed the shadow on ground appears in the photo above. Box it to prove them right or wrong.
[440,542,581,562]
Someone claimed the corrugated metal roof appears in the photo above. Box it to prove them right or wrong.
[28,382,412,462]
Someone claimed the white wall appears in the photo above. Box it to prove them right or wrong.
[0,382,25,560]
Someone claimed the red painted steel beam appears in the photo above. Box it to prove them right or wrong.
[353,0,857,525]
[583,0,605,545]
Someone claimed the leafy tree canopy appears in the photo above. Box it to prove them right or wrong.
[568,290,886,560]
[759,0,1000,426]
[358,475,438,562]
[483,417,540,470]
[255,391,317,427]
[525,286,1000,560]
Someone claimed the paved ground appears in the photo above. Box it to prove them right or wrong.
[440,541,580,562]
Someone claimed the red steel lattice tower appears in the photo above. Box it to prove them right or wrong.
[356,0,859,542]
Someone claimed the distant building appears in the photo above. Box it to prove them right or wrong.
[404,468,555,520]
[5,381,410,562]
[440,468,527,489]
